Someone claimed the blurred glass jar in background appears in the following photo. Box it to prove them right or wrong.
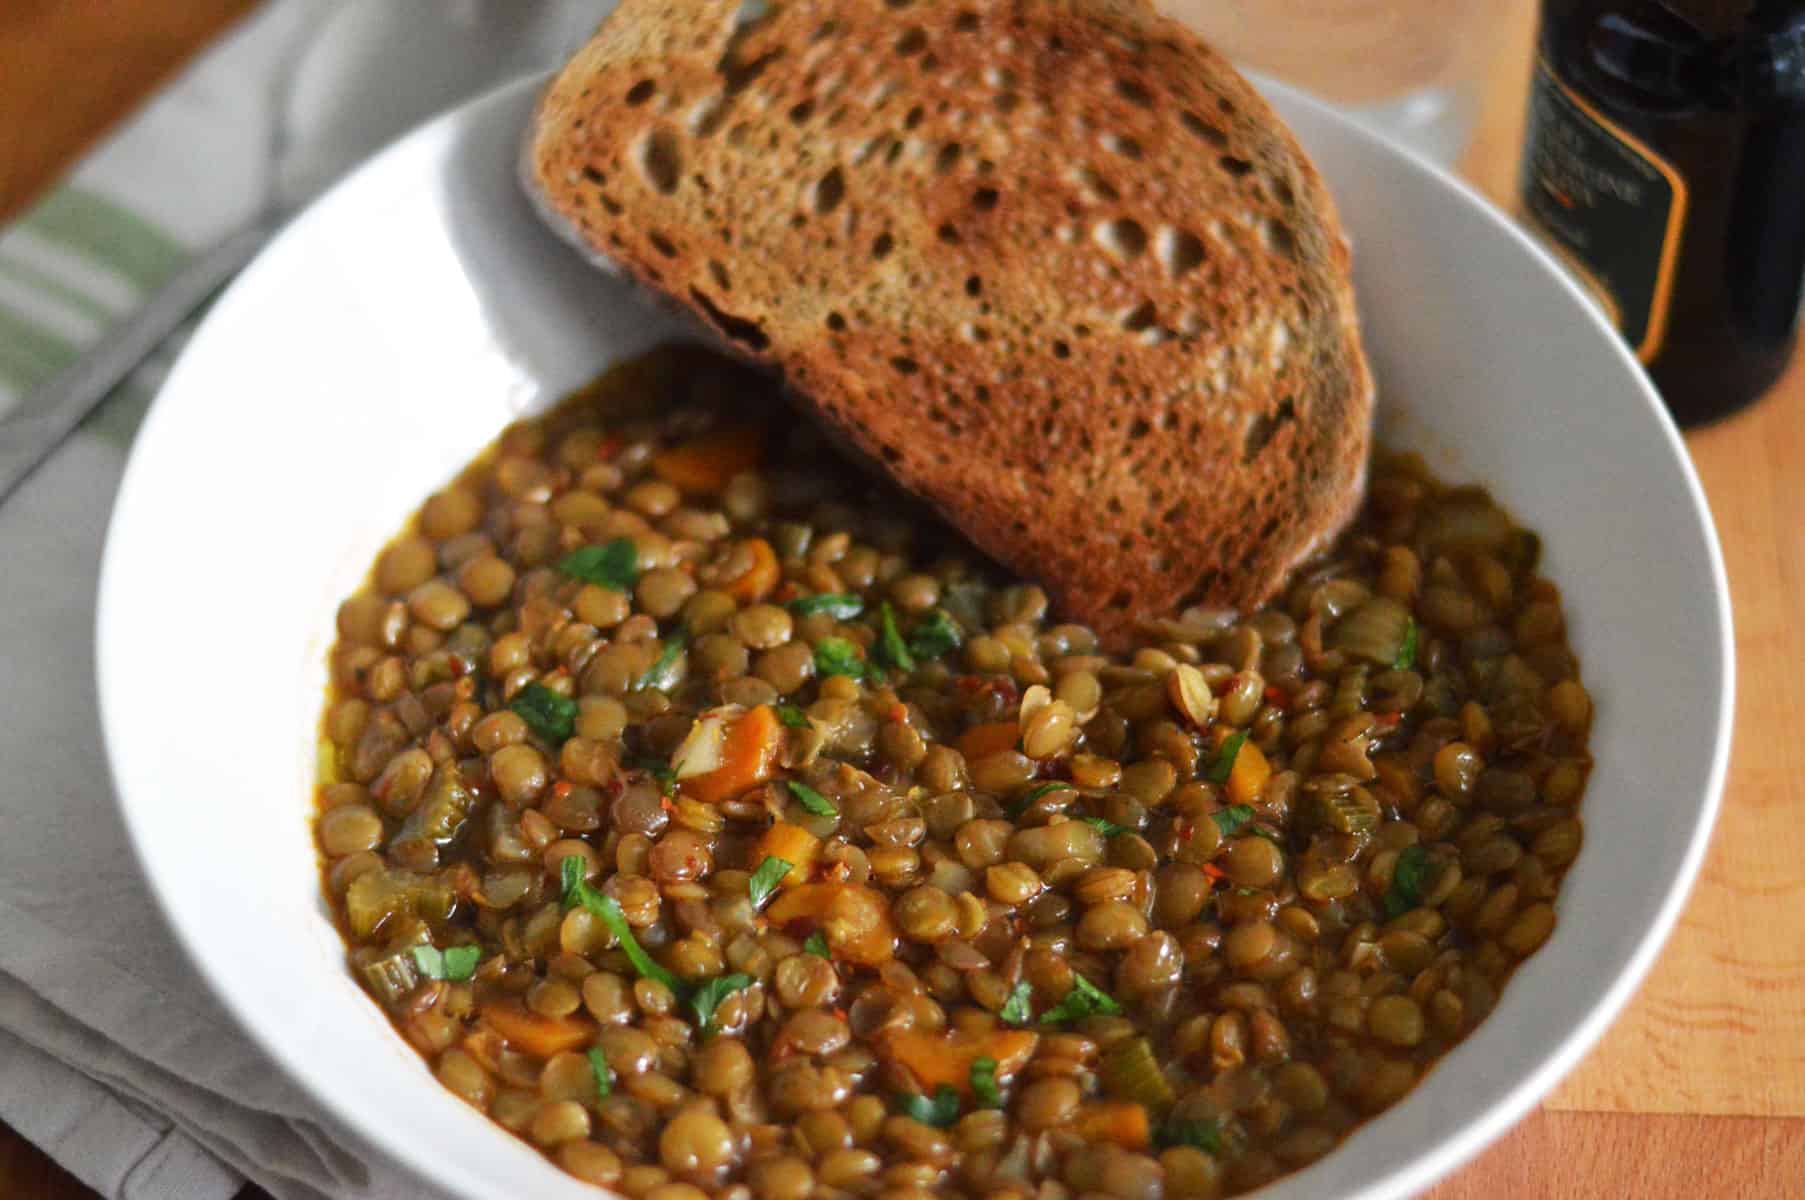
[1160,0,1492,163]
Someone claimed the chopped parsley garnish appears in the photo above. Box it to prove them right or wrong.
[587,1046,613,1098]
[748,855,792,909]
[895,1085,962,1128]
[1205,731,1249,784]
[906,608,963,661]
[558,538,640,591]
[410,943,481,982]
[560,855,685,996]
[509,682,577,744]
[804,931,831,959]
[877,602,916,672]
[1162,1116,1236,1157]
[1039,972,1122,1024]
[1082,816,1130,838]
[632,755,677,790]
[689,973,755,1037]
[788,593,865,620]
[786,779,839,817]
[774,703,811,729]
[1210,804,1256,838]
[1383,844,1432,919]
[970,1057,1003,1109]
[999,979,1035,1026]
[813,636,866,680]
[1010,781,1072,816]
[633,631,688,693]
[1393,617,1419,671]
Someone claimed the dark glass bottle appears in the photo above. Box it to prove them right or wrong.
[1520,0,1805,426]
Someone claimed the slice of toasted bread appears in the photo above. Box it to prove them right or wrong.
[524,0,1373,642]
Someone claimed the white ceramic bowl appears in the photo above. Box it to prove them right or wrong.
[97,77,1732,1199]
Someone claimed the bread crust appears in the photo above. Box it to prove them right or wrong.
[525,0,1373,642]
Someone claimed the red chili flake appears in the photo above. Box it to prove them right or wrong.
[551,781,574,800]
[1264,685,1288,709]
[1202,863,1228,881]
[1176,819,1195,843]
[987,678,1020,704]
[828,861,851,883]
[1376,712,1403,730]
[659,796,678,815]
[448,654,469,675]
[954,675,987,694]
[595,435,623,461]
[887,703,908,723]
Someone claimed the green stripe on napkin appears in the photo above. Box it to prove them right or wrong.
[20,187,185,293]
[0,255,116,324]
[0,305,80,391]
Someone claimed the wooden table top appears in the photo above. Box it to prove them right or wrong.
[3,2,1800,1197]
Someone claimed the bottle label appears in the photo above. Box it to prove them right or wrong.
[1519,58,1689,362]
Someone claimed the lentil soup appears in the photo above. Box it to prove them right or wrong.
[314,344,1591,1198]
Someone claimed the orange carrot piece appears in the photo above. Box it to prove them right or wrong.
[766,882,898,965]
[880,1028,1040,1095]
[723,537,780,604]
[681,704,783,804]
[1071,1102,1152,1149]
[653,428,765,494]
[957,721,1020,762]
[754,821,821,887]
[479,1001,594,1058]
[1226,739,1272,806]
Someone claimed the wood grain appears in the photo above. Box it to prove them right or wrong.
[2,0,1802,1197]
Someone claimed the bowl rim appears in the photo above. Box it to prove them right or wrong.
[94,73,1735,1200]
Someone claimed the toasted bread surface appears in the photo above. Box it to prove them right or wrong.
[525,0,1373,641]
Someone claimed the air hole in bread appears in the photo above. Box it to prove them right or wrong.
[937,223,961,244]
[886,140,906,165]
[884,0,914,9]
[891,356,920,375]
[955,11,979,31]
[895,26,927,56]
[1156,227,1206,277]
[813,21,838,40]
[649,232,678,258]
[964,274,982,296]
[973,187,1000,212]
[789,98,815,124]
[1219,155,1254,178]
[1116,78,1153,107]
[599,195,623,215]
[936,143,963,173]
[825,311,846,331]
[1242,396,1296,462]
[580,166,605,185]
[995,90,1020,113]
[1095,218,1147,261]
[813,166,845,214]
[872,233,895,259]
[975,384,991,402]
[625,79,655,106]
[1128,418,1152,441]
[1180,110,1228,148]
[1121,301,1158,332]
[1262,218,1298,259]
[1052,339,1070,359]
[638,129,682,194]
[880,443,903,463]
[688,288,770,351]
[963,323,989,342]
[903,105,925,130]
[1110,588,1132,607]
[721,49,784,96]
[1101,133,1142,160]
[1073,166,1119,203]
[708,260,732,292]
